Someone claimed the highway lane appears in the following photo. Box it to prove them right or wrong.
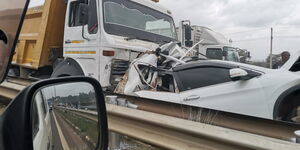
[51,110,90,150]
[50,111,63,150]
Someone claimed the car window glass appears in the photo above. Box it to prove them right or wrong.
[177,67,232,91]
[206,48,223,60]
[157,73,175,92]
[88,0,98,34]
[69,0,87,27]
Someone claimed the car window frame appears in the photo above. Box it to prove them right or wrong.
[174,64,264,92]
[174,66,234,92]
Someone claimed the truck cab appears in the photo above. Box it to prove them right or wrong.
[201,45,240,62]
[52,0,177,88]
[177,20,240,62]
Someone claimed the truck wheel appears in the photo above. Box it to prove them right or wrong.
[51,58,84,78]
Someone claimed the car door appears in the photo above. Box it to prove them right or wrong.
[176,66,270,119]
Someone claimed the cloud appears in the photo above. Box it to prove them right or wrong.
[29,0,45,7]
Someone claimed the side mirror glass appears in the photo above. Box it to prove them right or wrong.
[229,68,248,81]
[0,77,108,150]
[32,81,104,150]
[78,3,89,25]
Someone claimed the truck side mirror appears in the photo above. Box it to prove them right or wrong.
[78,3,89,25]
[222,50,228,57]
[247,51,251,58]
[184,25,193,47]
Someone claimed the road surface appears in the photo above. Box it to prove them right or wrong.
[50,110,90,150]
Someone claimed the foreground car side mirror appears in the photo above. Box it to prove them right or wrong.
[229,68,248,81]
[0,77,108,150]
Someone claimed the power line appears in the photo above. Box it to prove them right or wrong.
[275,36,300,39]
[224,28,268,35]
[232,37,269,42]
[232,35,300,42]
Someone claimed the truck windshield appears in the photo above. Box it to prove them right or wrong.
[103,0,176,43]
[224,47,240,62]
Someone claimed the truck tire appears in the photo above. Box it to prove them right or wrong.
[51,58,84,78]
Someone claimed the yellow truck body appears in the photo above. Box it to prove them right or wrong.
[12,0,66,69]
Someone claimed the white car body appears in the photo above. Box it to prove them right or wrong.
[119,48,300,120]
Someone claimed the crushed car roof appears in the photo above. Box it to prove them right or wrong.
[173,60,238,72]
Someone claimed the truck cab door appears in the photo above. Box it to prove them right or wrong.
[64,0,99,48]
[63,0,100,79]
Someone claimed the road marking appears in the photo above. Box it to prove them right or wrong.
[52,111,70,150]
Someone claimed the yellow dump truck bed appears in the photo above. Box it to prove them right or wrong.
[12,0,66,69]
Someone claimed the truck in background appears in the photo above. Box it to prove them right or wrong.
[11,0,177,90]
[177,20,247,62]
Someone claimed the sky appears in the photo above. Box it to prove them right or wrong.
[41,82,95,98]
[30,0,300,61]
[159,0,300,61]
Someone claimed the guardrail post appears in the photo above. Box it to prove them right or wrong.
[109,131,121,150]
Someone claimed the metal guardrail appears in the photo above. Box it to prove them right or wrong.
[1,79,300,149]
[67,105,300,150]
[0,82,25,103]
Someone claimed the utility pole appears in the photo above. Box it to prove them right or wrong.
[269,27,273,69]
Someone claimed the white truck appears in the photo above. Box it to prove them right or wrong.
[12,0,177,91]
[177,20,242,62]
[51,0,177,90]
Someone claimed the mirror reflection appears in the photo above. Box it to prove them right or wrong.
[32,82,99,150]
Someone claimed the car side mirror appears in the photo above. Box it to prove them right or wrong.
[78,3,89,25]
[0,77,108,150]
[229,68,248,81]
[0,0,30,83]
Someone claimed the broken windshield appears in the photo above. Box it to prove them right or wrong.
[224,47,240,62]
[103,0,176,43]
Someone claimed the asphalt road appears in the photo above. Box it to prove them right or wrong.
[50,111,63,150]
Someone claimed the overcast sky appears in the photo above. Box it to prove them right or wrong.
[30,0,300,61]
[159,0,300,61]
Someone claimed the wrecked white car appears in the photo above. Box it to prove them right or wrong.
[115,42,300,122]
